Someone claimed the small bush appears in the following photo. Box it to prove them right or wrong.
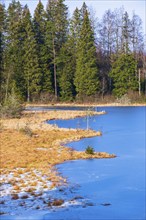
[36,92,57,103]
[85,146,95,155]
[20,125,33,137]
[0,93,23,118]
[116,94,131,104]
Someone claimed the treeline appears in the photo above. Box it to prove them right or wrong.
[0,0,145,103]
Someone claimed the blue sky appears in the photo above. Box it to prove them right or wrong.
[4,0,146,35]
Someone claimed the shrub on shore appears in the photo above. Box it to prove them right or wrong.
[19,125,33,137]
[85,146,95,155]
[0,93,23,119]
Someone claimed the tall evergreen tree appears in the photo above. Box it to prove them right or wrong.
[57,7,82,101]
[0,3,5,100]
[110,53,138,97]
[58,37,76,101]
[3,0,24,100]
[58,7,83,101]
[0,4,5,74]
[1,1,145,102]
[46,0,68,98]
[69,7,82,51]
[22,6,41,102]
[80,2,87,22]
[74,9,99,98]
[33,1,53,95]
[121,11,131,54]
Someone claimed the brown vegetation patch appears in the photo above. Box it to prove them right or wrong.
[1,110,105,131]
[20,194,29,199]
[0,129,108,173]
[11,194,19,200]
[0,109,116,194]
[51,199,64,206]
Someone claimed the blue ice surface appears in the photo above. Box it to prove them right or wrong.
[46,106,146,219]
[1,107,145,220]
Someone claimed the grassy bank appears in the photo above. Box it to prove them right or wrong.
[0,110,115,204]
[25,102,146,107]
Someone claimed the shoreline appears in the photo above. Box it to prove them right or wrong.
[0,111,116,215]
[0,106,144,217]
[0,109,116,215]
[25,102,146,107]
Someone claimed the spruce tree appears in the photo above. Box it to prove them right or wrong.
[3,0,24,100]
[46,0,68,99]
[58,7,81,101]
[22,6,41,102]
[0,4,5,74]
[74,9,99,98]
[80,2,88,22]
[0,3,6,102]
[33,1,53,95]
[110,53,138,97]
[121,11,131,54]
[69,7,82,51]
[58,37,76,101]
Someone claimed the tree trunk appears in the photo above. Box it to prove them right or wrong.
[27,76,30,102]
[143,55,146,96]
[52,37,57,99]
[138,68,141,96]
[102,76,105,100]
[5,70,10,102]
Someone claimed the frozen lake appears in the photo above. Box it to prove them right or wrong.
[46,106,146,219]
[1,106,145,220]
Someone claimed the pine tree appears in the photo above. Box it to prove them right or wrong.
[0,4,5,73]
[58,37,76,101]
[33,1,53,95]
[121,11,131,54]
[57,7,81,101]
[80,2,88,22]
[110,53,138,97]
[74,9,99,98]
[0,3,5,101]
[3,0,24,100]
[2,1,144,102]
[46,0,68,99]
[69,7,82,54]
[22,6,41,102]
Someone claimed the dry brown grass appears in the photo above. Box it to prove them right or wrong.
[0,110,116,191]
[0,128,109,171]
[25,102,146,108]
[1,110,105,131]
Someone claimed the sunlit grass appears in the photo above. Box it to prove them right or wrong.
[0,110,115,195]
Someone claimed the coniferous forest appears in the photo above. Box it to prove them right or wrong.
[0,0,145,104]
